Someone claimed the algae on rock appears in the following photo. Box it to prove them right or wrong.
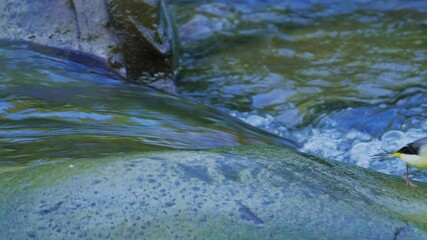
[1,145,426,239]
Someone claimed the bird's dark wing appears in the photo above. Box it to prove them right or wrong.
[398,137,427,155]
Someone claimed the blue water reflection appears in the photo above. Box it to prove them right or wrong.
[0,43,294,170]
[171,0,427,180]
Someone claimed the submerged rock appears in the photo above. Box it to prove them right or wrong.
[1,145,426,239]
[0,43,296,167]
[0,0,176,91]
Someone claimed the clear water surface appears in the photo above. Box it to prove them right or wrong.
[0,42,293,173]
[171,0,427,180]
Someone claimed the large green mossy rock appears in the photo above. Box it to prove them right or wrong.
[1,146,427,239]
[0,0,175,90]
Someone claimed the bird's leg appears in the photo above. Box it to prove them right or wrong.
[402,164,416,187]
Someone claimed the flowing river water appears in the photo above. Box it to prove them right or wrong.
[0,41,294,173]
[171,0,427,180]
[0,0,427,182]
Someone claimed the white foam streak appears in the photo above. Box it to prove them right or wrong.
[233,110,427,180]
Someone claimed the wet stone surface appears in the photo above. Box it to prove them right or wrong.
[1,146,427,239]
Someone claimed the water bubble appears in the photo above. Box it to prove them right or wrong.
[381,130,404,144]
[245,115,267,127]
[350,141,381,168]
[301,129,344,159]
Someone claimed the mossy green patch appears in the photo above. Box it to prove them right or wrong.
[1,145,427,239]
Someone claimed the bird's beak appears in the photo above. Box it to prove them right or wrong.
[388,152,402,157]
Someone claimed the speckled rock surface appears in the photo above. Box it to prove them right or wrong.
[1,146,427,239]
[0,0,175,90]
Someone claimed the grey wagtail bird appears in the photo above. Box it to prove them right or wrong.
[384,137,427,187]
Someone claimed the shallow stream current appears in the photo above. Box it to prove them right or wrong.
[171,0,427,181]
[0,41,293,173]
[1,0,426,182]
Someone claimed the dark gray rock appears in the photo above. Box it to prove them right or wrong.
[1,146,426,239]
[0,0,176,91]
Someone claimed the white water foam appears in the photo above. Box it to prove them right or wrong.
[231,110,427,181]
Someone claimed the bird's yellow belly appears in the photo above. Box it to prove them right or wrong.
[402,154,427,169]
[410,162,427,169]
